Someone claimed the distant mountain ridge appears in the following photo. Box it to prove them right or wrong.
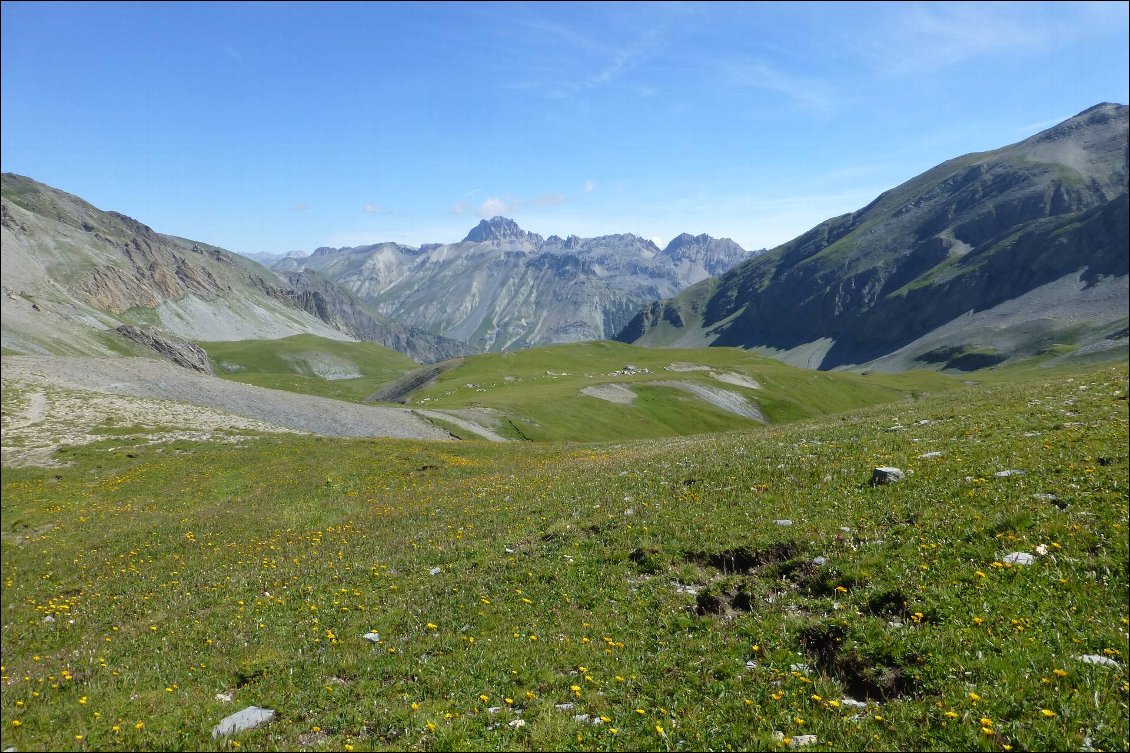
[275,220,752,352]
[0,173,469,364]
[617,103,1129,370]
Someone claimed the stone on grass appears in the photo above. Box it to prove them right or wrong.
[429,567,442,575]
[775,519,793,526]
[215,689,235,703]
[870,467,904,486]
[994,469,1025,477]
[840,698,867,708]
[1078,654,1120,668]
[212,706,275,738]
[508,719,526,728]
[917,451,943,459]
[554,702,575,711]
[362,632,380,643]
[1004,552,1035,565]
[813,556,827,566]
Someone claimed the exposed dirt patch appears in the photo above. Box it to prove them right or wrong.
[665,362,711,372]
[684,542,799,573]
[711,371,762,390]
[580,384,638,404]
[648,381,766,422]
[798,623,920,701]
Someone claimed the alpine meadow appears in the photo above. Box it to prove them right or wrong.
[1,3,1127,752]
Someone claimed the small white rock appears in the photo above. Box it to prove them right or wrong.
[429,567,442,575]
[1079,654,1120,668]
[362,632,380,643]
[840,698,867,708]
[995,469,1025,477]
[917,451,943,459]
[791,734,818,747]
[554,702,575,711]
[508,719,526,728]
[775,519,793,526]
[1004,552,1035,565]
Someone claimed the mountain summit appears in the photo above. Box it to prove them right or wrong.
[618,103,1129,370]
[463,216,544,246]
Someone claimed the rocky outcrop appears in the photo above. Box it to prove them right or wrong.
[280,270,473,363]
[115,325,213,373]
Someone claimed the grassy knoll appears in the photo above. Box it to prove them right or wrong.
[407,340,959,441]
[200,334,418,402]
[1,363,1127,751]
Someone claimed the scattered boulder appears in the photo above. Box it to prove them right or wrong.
[870,467,904,486]
[1003,552,1035,565]
[917,451,943,459]
[1078,654,1120,668]
[994,469,1025,477]
[362,632,380,643]
[211,706,275,738]
[775,519,793,526]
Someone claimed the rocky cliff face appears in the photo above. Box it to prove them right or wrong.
[619,103,1129,370]
[278,218,752,352]
[0,174,466,364]
[279,270,473,363]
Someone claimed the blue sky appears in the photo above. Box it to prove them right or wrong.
[2,1,1127,255]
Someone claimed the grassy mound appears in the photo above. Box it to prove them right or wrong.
[200,334,418,402]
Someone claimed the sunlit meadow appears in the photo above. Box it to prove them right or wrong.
[2,363,1127,751]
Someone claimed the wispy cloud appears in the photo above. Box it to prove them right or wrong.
[449,201,467,215]
[584,180,596,193]
[221,44,243,63]
[362,202,390,214]
[289,202,308,212]
[863,2,1123,76]
[479,197,518,217]
[715,56,833,111]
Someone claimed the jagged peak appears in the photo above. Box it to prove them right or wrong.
[463,216,543,245]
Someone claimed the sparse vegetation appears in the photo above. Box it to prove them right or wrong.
[3,361,1126,751]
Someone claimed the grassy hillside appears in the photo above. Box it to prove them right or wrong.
[406,340,959,441]
[200,334,419,402]
[2,362,1126,752]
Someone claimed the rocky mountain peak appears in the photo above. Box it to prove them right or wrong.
[463,216,543,246]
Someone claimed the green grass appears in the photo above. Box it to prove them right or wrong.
[2,361,1126,752]
[199,334,419,402]
[407,340,959,441]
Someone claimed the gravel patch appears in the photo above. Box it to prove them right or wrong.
[580,384,639,404]
[2,356,453,451]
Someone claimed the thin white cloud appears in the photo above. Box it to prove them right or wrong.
[717,56,833,111]
[363,202,390,214]
[865,2,1124,76]
[584,180,596,193]
[289,202,308,212]
[449,201,467,215]
[478,197,517,217]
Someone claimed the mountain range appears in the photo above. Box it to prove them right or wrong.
[2,103,1126,374]
[273,218,752,352]
[617,103,1129,370]
[0,173,470,364]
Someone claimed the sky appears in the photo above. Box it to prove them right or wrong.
[2,2,1128,256]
